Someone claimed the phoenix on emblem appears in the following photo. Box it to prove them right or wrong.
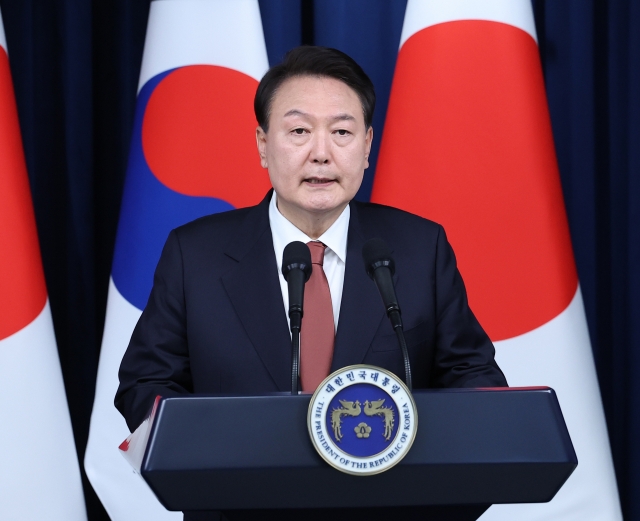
[364,399,395,441]
[331,400,361,442]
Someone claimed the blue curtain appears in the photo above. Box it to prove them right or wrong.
[0,0,637,518]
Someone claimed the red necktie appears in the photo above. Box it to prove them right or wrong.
[300,241,335,392]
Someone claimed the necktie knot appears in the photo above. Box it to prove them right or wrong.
[307,241,326,266]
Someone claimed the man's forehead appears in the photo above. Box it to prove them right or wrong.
[269,75,365,122]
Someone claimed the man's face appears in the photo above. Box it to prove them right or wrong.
[256,75,373,229]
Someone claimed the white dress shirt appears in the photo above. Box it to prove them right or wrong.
[269,192,349,332]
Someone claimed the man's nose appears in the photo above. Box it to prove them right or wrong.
[310,132,330,164]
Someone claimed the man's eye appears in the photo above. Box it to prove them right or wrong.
[336,129,350,136]
[292,128,306,135]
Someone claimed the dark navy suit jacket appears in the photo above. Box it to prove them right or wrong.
[116,192,506,431]
[115,192,506,520]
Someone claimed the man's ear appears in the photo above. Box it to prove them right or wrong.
[364,126,373,169]
[256,126,268,168]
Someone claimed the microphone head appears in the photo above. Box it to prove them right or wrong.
[362,238,395,279]
[282,241,312,282]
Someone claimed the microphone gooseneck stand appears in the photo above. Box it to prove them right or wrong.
[281,241,312,395]
[289,313,302,395]
[363,238,413,391]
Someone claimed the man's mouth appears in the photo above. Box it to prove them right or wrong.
[305,177,335,185]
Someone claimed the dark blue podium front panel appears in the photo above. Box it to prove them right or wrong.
[140,388,576,511]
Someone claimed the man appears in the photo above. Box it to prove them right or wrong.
[116,46,507,520]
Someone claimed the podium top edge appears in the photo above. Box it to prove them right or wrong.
[157,386,553,402]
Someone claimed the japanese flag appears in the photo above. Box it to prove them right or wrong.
[372,1,622,519]
[0,8,86,521]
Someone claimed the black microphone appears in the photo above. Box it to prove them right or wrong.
[282,241,312,329]
[282,241,312,394]
[362,238,402,329]
[362,238,412,390]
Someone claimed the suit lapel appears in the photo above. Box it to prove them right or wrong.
[221,193,292,391]
[331,203,388,371]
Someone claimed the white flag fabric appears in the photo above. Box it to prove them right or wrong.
[0,9,87,521]
[372,1,622,519]
[84,1,270,519]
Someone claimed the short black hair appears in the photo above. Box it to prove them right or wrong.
[254,46,376,132]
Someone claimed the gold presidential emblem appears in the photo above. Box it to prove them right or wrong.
[307,364,418,476]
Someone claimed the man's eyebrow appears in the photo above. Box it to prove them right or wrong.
[283,109,308,118]
[282,110,357,122]
[331,113,356,122]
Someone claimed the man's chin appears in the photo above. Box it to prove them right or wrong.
[302,200,350,218]
[277,191,350,220]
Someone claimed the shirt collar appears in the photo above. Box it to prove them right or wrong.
[269,192,350,268]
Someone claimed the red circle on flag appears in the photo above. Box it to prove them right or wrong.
[0,49,48,340]
[372,21,577,341]
[142,65,271,207]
